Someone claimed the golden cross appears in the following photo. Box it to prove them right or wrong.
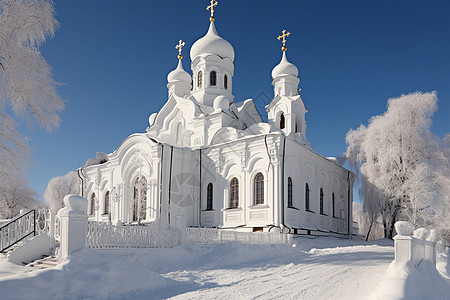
[175,40,185,59]
[207,0,218,22]
[277,29,291,52]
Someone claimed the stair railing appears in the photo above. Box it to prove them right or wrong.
[0,210,36,252]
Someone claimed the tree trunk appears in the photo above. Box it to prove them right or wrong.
[365,219,374,241]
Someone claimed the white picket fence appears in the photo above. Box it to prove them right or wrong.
[186,227,291,245]
[86,222,181,249]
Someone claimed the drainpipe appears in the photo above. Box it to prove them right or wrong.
[347,170,351,239]
[77,168,84,198]
[168,146,174,226]
[199,148,202,227]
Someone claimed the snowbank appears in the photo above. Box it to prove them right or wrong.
[369,248,450,300]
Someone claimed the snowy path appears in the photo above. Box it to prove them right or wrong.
[153,239,394,299]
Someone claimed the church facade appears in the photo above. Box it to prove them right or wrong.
[78,6,354,235]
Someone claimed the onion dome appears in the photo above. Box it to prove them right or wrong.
[190,22,235,61]
[271,51,299,79]
[167,59,191,84]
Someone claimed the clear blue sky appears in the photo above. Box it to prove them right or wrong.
[20,0,450,201]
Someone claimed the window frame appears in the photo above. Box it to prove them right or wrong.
[90,193,96,216]
[210,70,217,86]
[320,188,325,215]
[197,71,202,88]
[229,177,239,208]
[103,191,110,215]
[207,183,213,211]
[305,183,310,211]
[253,173,264,205]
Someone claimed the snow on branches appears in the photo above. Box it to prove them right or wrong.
[44,171,80,213]
[0,0,64,166]
[346,92,450,241]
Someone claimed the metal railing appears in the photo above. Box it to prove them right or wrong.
[0,210,36,252]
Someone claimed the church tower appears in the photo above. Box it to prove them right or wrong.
[167,40,192,98]
[189,0,235,107]
[267,30,309,146]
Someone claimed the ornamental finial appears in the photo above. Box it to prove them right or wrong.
[175,40,185,60]
[207,0,218,22]
[277,29,291,52]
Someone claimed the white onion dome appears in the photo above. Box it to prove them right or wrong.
[271,51,298,79]
[190,22,235,61]
[167,59,191,84]
[213,95,230,110]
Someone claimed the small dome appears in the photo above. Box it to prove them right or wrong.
[167,59,191,84]
[190,22,235,61]
[213,95,230,110]
[149,113,157,126]
[271,51,298,79]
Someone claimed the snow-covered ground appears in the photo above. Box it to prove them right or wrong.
[0,237,448,299]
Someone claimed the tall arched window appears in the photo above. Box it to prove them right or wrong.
[104,191,110,215]
[210,70,217,86]
[230,178,239,208]
[287,177,293,207]
[133,176,147,222]
[90,193,96,215]
[332,192,336,218]
[320,188,324,215]
[280,113,285,129]
[197,71,202,88]
[305,183,310,211]
[224,74,228,89]
[207,183,213,210]
[254,173,264,205]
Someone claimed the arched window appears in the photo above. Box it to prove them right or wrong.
[320,188,324,215]
[90,193,96,215]
[254,173,264,205]
[230,178,239,208]
[104,191,110,215]
[280,113,285,129]
[224,74,228,89]
[133,176,147,222]
[207,183,213,210]
[287,177,293,207]
[210,70,217,86]
[305,183,310,211]
[332,192,336,218]
[197,71,202,88]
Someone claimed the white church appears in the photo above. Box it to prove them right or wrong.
[78,2,354,236]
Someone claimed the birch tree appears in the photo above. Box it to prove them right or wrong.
[0,0,64,168]
[345,92,447,239]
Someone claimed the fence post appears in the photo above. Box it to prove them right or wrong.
[57,194,88,258]
[393,221,415,265]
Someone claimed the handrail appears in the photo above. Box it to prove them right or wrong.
[0,209,36,252]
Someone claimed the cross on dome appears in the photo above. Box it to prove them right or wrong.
[175,40,185,59]
[277,29,291,52]
[207,0,218,22]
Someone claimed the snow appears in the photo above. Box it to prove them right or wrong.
[0,237,448,299]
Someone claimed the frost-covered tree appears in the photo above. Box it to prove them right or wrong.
[44,171,80,213]
[0,155,39,219]
[345,92,448,239]
[0,0,64,168]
